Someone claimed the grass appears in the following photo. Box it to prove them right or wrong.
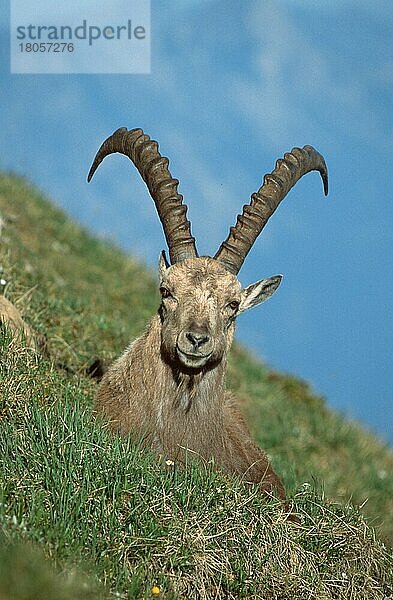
[0,172,392,599]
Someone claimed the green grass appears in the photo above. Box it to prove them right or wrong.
[0,173,392,599]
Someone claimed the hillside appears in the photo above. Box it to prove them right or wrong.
[0,173,392,599]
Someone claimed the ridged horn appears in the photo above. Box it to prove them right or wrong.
[87,127,198,264]
[214,145,328,275]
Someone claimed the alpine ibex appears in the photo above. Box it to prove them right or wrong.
[88,127,328,506]
[0,296,46,354]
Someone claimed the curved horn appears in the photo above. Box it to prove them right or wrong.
[87,127,198,264]
[214,145,328,275]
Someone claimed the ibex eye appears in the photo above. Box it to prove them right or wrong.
[228,300,240,311]
[160,287,172,299]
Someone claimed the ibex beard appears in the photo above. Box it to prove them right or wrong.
[88,127,328,511]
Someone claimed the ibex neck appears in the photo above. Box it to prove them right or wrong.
[138,316,227,461]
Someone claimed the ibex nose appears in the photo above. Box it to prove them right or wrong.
[186,331,210,350]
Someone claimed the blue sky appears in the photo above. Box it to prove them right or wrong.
[1,1,392,444]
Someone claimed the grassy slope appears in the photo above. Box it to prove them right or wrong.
[0,173,392,599]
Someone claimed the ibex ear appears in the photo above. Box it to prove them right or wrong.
[239,275,282,313]
[158,250,170,279]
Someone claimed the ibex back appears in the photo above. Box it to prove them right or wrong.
[88,127,328,507]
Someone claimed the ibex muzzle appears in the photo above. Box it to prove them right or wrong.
[88,127,328,509]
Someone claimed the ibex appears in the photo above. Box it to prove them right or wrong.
[88,127,328,507]
[0,296,46,354]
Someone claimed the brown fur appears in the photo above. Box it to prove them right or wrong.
[95,257,287,502]
[0,296,46,353]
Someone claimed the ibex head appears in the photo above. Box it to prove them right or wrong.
[88,128,328,371]
[156,255,282,370]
